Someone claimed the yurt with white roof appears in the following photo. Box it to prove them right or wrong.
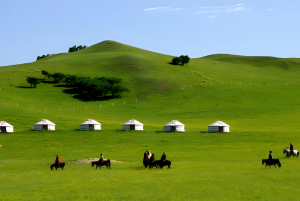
[0,121,14,133]
[208,121,230,133]
[34,119,56,131]
[80,119,101,130]
[123,119,143,131]
[163,120,185,132]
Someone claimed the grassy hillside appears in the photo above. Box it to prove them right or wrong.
[1,40,300,200]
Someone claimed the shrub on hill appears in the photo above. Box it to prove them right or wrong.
[171,55,190,66]
[68,45,88,53]
[36,54,51,61]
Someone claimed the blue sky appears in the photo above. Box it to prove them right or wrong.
[1,0,299,66]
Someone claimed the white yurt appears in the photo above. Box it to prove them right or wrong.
[80,119,101,130]
[34,119,56,131]
[123,119,143,131]
[163,120,185,132]
[0,121,14,133]
[208,121,230,133]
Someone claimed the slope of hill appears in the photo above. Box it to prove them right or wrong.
[0,40,300,131]
[1,41,300,200]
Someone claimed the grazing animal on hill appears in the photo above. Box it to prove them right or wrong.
[91,159,111,169]
[262,159,281,168]
[50,162,65,171]
[283,148,299,157]
[159,160,172,169]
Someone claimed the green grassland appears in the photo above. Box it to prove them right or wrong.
[1,40,300,200]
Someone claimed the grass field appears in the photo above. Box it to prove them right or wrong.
[0,40,300,200]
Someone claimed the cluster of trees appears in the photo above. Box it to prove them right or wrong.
[68,45,88,52]
[26,77,40,88]
[41,71,129,99]
[171,55,190,66]
[37,54,51,61]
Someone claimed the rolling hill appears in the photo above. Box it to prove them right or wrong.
[1,40,300,200]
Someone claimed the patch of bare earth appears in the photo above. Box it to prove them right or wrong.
[67,158,124,164]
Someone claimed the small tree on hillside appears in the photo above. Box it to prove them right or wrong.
[41,70,49,80]
[26,77,40,88]
[179,55,190,66]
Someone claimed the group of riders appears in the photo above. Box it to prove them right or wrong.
[268,143,295,160]
[54,152,169,169]
[143,150,168,168]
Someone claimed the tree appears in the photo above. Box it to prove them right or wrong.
[41,70,49,80]
[171,57,180,65]
[26,76,40,88]
[179,55,190,66]
[51,72,65,83]
[68,45,77,52]
[170,55,190,66]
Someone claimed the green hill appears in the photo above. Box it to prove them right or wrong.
[1,40,300,200]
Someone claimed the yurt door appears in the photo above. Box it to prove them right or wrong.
[43,125,48,130]
[0,126,6,133]
[130,125,135,130]
[171,126,176,131]
[89,124,94,130]
[219,127,224,132]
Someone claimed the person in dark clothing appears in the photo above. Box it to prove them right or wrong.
[161,152,166,162]
[150,153,155,162]
[99,153,104,163]
[269,151,273,161]
[290,143,294,155]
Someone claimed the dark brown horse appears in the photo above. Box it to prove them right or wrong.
[159,160,171,169]
[91,160,111,169]
[262,159,281,168]
[50,162,65,170]
[149,160,160,169]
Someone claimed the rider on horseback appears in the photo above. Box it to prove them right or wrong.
[161,152,166,162]
[290,143,294,155]
[55,155,61,165]
[99,153,104,164]
[269,151,273,161]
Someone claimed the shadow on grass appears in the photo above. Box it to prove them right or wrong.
[200,131,208,133]
[41,80,58,84]
[62,88,120,101]
[16,86,33,88]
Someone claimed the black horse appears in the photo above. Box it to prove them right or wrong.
[159,160,172,169]
[50,162,65,171]
[262,159,281,168]
[149,160,160,169]
[91,160,111,169]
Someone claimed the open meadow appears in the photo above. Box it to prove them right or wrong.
[1,41,300,200]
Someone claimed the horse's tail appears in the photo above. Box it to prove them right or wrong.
[91,161,94,167]
[297,151,299,157]
[107,159,111,166]
[168,161,171,169]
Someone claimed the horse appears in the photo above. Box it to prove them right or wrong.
[50,162,65,171]
[262,159,281,168]
[283,148,299,157]
[159,160,171,169]
[91,159,111,169]
[149,160,160,169]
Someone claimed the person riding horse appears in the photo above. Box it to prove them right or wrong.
[55,155,61,165]
[269,151,273,161]
[290,143,294,153]
[143,150,152,168]
[99,153,104,164]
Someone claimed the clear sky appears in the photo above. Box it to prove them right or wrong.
[1,0,299,66]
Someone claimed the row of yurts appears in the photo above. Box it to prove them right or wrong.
[0,119,230,133]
